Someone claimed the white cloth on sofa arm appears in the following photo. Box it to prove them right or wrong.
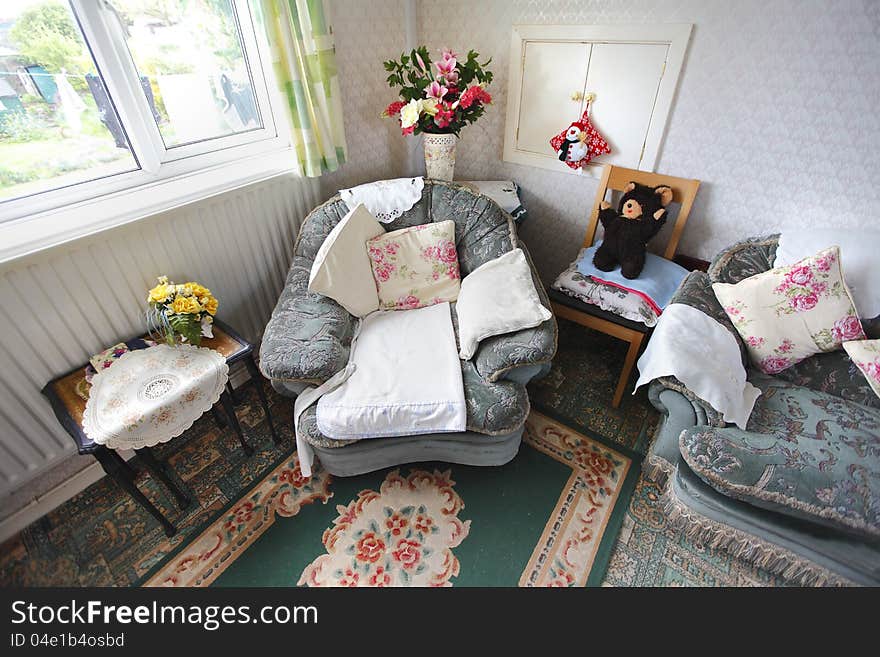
[316,302,466,440]
[340,177,424,223]
[293,360,356,478]
[634,303,761,429]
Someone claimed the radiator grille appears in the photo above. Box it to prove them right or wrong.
[0,174,320,507]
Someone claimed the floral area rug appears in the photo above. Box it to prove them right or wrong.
[529,319,786,586]
[0,384,295,586]
[147,410,638,587]
[1,319,788,587]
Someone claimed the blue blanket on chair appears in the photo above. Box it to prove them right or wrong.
[575,242,688,314]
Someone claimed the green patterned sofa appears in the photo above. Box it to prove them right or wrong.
[260,180,557,476]
[648,236,880,586]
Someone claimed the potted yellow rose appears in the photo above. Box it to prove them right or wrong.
[146,276,218,346]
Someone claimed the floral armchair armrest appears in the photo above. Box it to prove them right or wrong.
[473,244,558,382]
[649,270,749,428]
[259,255,355,386]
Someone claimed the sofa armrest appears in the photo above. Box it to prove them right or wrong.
[707,234,779,284]
[644,384,700,483]
[259,256,355,386]
[649,377,727,428]
[473,243,558,382]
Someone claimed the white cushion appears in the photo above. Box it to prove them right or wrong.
[713,246,864,375]
[775,229,880,318]
[456,248,552,360]
[552,252,659,327]
[308,203,384,317]
[316,302,465,439]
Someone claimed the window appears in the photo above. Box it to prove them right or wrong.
[0,0,289,244]
[0,1,139,202]
[107,0,264,148]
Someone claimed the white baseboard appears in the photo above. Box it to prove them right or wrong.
[0,361,253,543]
[0,450,134,543]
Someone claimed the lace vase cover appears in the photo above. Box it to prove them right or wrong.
[340,177,424,223]
[82,344,229,450]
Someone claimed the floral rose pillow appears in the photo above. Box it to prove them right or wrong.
[713,246,865,374]
[367,220,461,310]
[843,339,880,401]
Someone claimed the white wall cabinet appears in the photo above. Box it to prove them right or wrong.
[503,24,692,176]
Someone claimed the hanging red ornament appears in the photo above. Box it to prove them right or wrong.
[549,101,610,170]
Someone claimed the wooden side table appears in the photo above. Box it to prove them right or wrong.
[41,319,280,536]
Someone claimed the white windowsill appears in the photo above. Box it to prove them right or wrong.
[0,146,301,265]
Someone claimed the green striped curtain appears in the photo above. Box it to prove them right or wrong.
[259,0,347,177]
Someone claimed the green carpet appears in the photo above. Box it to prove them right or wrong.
[211,441,572,587]
[530,320,785,586]
[140,407,639,587]
[0,385,294,587]
[0,319,787,587]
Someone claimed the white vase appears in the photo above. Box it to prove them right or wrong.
[423,133,457,180]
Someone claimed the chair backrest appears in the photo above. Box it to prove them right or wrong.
[294,181,516,276]
[583,165,700,260]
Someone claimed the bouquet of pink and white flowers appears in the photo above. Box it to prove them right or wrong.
[382,46,493,137]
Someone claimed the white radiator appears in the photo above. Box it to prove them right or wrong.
[0,173,320,514]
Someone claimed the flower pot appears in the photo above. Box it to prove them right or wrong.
[423,133,457,180]
[149,309,205,347]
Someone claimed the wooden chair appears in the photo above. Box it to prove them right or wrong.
[549,164,700,408]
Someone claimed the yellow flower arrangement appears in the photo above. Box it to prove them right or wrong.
[146,276,218,346]
[171,295,202,315]
[148,284,170,303]
[202,296,218,315]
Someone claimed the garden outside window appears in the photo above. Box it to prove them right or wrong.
[0,0,292,260]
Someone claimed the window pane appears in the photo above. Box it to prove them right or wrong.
[109,0,262,148]
[0,0,138,202]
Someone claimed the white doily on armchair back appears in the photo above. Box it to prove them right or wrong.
[82,344,229,450]
[340,177,424,223]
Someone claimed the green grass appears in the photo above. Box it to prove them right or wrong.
[0,133,134,199]
[0,89,137,198]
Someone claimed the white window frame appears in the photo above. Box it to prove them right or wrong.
[0,0,297,263]
[502,23,692,179]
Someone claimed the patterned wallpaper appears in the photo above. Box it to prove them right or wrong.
[319,0,411,194]
[327,0,880,282]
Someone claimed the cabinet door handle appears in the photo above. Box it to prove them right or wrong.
[571,91,596,102]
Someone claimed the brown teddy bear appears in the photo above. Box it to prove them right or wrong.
[592,181,673,279]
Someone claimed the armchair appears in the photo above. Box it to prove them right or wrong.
[260,181,557,476]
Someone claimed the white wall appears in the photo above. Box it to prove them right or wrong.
[327,0,880,282]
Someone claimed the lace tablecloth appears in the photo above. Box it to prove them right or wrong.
[82,344,229,450]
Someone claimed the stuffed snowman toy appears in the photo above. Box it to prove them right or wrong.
[557,122,589,164]
[549,105,611,171]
